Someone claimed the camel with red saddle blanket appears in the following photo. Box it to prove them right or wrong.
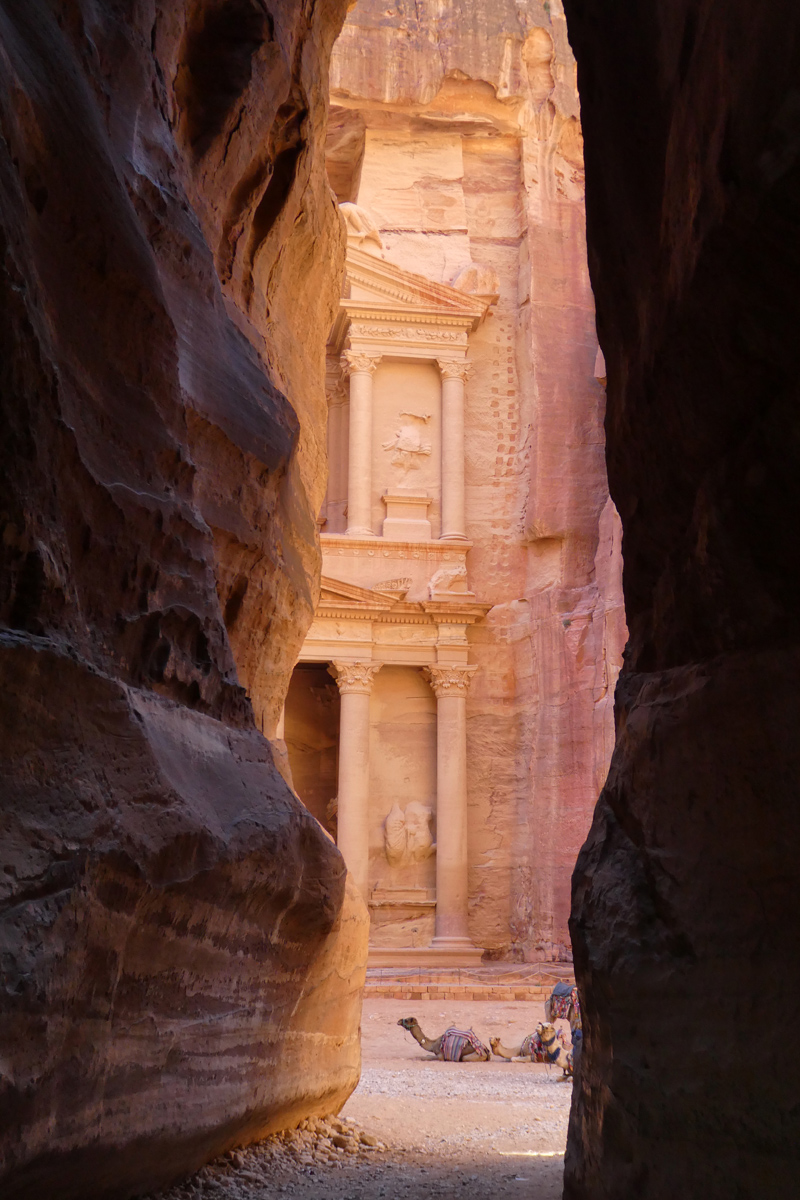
[397,1017,490,1061]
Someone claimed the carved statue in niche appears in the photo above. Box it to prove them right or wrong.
[382,412,432,480]
[384,801,436,866]
[428,563,468,597]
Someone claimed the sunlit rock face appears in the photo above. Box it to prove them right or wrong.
[562,0,800,1195]
[0,3,368,1198]
[329,0,626,960]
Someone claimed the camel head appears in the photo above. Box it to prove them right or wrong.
[489,1036,500,1052]
[537,1022,556,1040]
[397,1016,419,1031]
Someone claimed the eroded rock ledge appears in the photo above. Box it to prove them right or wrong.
[0,3,365,1198]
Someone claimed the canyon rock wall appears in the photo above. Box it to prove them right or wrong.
[562,0,800,1195]
[0,3,368,1198]
[330,0,625,958]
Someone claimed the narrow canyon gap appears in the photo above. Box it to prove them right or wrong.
[0,3,368,1199]
[562,1,800,1197]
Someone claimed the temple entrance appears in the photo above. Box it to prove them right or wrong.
[284,657,483,961]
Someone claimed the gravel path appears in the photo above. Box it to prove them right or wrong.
[149,998,572,1200]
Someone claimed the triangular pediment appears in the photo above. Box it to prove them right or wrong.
[329,246,495,355]
[319,575,401,609]
[343,246,489,318]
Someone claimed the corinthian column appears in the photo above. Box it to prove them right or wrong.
[424,663,477,948]
[342,351,380,537]
[329,660,382,899]
[437,359,472,542]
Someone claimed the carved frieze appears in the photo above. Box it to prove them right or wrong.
[349,323,466,344]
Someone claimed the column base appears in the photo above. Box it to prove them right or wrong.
[345,525,375,538]
[369,940,484,968]
[438,533,469,543]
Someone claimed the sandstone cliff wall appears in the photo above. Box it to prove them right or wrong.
[562,0,800,1195]
[330,0,625,959]
[0,3,367,1198]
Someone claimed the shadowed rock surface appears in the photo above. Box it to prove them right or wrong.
[0,2,367,1198]
[562,1,800,1196]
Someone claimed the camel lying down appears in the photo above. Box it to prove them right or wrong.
[490,1022,574,1079]
[397,1017,490,1061]
[490,1024,568,1062]
[397,984,581,1073]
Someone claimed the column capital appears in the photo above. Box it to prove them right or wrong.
[329,660,383,695]
[326,381,348,407]
[341,350,381,377]
[437,358,473,383]
[423,664,477,698]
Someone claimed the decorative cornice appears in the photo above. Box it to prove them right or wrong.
[437,359,473,382]
[423,664,477,698]
[341,350,381,377]
[320,533,472,553]
[329,660,383,694]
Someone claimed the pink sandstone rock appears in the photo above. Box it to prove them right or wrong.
[327,0,626,960]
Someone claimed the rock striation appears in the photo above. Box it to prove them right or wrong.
[0,3,367,1199]
[562,0,800,1195]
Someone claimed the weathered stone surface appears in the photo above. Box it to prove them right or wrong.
[328,0,625,960]
[0,2,367,1197]
[562,0,800,1195]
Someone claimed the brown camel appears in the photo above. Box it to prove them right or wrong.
[397,1017,490,1061]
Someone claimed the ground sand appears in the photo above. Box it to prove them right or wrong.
[152,998,571,1200]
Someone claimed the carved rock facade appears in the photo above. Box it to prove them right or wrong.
[283,0,626,964]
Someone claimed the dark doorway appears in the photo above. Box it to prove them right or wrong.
[284,662,340,838]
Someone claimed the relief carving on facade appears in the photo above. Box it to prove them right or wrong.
[382,412,432,479]
[428,563,468,597]
[374,577,413,595]
[339,202,383,251]
[384,800,436,866]
[325,380,348,407]
[349,323,466,344]
[450,262,500,298]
